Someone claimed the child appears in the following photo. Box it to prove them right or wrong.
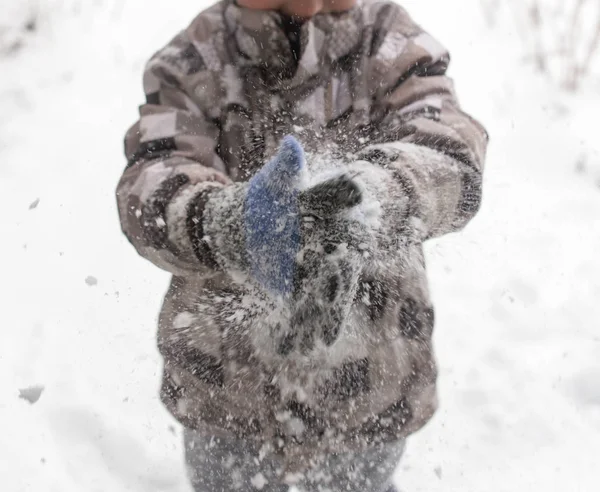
[116,0,488,490]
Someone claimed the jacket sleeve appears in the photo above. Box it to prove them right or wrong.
[358,3,489,241]
[116,28,232,276]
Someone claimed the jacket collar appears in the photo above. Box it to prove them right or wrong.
[224,0,364,87]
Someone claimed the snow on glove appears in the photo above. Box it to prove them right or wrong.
[278,174,373,353]
[285,160,410,355]
[244,135,306,296]
[202,136,306,294]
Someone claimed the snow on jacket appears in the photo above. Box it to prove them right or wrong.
[116,0,488,473]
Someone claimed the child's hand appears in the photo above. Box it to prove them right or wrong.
[244,136,306,296]
[204,136,371,334]
[284,174,372,351]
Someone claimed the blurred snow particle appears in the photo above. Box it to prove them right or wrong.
[85,275,98,286]
[18,385,44,404]
[29,198,40,210]
[284,472,303,485]
[1,4,39,55]
[251,473,267,490]
[565,368,600,407]
[434,466,443,479]
[574,155,586,174]
[173,311,195,329]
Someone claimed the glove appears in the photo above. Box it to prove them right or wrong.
[282,173,373,352]
[245,135,306,296]
[203,137,374,350]
[201,137,381,355]
[201,136,306,295]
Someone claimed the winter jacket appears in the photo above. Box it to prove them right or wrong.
[116,0,488,473]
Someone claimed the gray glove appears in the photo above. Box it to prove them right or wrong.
[279,174,374,354]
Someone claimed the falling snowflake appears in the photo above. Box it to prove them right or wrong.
[85,276,98,286]
[18,385,44,404]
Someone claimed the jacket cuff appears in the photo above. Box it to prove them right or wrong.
[357,141,458,240]
[166,182,225,269]
[202,183,249,275]
[345,155,412,242]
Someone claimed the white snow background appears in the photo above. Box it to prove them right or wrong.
[1,0,599,491]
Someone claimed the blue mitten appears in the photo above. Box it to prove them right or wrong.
[244,136,306,296]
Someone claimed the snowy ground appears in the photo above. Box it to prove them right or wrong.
[1,1,599,491]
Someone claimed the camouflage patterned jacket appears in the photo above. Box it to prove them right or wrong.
[116,0,487,473]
